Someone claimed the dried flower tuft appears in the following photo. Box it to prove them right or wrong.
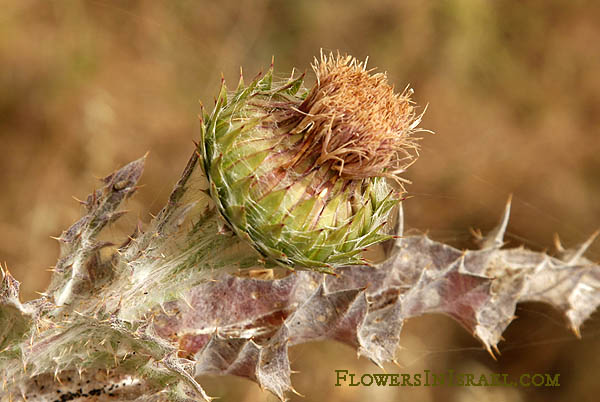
[292,52,421,182]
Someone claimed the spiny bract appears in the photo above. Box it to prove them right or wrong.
[199,53,423,273]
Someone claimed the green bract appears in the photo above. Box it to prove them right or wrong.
[199,55,420,273]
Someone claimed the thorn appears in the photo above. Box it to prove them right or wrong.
[469,227,483,241]
[554,229,599,264]
[479,194,512,249]
[571,324,582,339]
[553,232,565,253]
[360,258,375,268]
[384,203,405,256]
[396,201,404,238]
[570,229,600,265]
[484,343,497,361]
[371,359,384,369]
[392,358,404,368]
[54,370,63,385]
[290,386,304,397]
[181,295,194,310]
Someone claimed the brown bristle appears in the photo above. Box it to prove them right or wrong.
[291,52,422,184]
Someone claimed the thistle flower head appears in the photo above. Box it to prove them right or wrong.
[199,52,423,273]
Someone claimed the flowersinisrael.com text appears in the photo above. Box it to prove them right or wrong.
[335,369,560,388]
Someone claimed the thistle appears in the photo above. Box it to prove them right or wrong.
[2,53,597,402]
[199,53,423,273]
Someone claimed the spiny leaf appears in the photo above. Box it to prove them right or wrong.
[152,231,599,398]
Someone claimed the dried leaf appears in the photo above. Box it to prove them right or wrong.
[153,217,599,398]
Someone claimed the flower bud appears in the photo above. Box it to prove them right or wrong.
[199,53,422,273]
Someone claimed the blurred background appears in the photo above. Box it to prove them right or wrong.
[1,0,599,401]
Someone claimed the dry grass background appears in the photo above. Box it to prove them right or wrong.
[1,1,599,401]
